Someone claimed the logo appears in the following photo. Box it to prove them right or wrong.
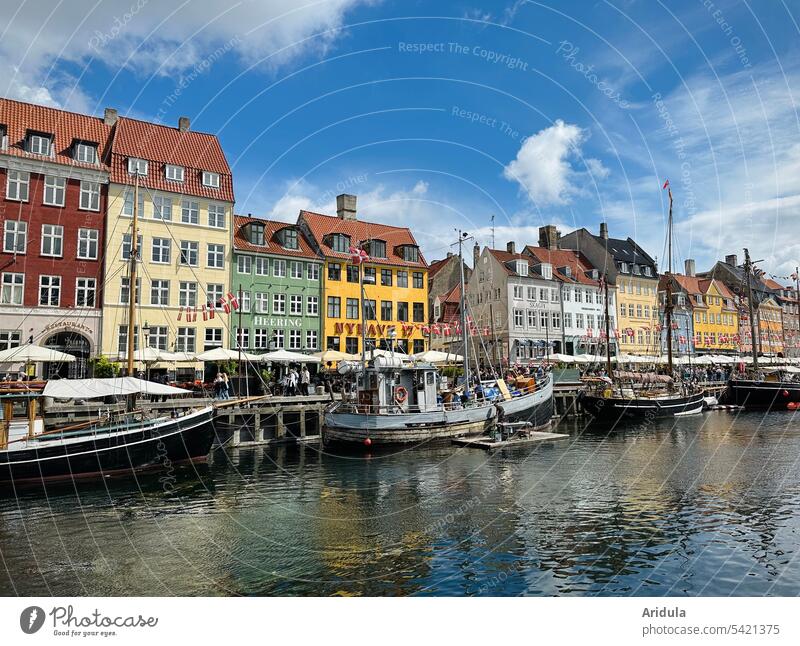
[20,606,45,634]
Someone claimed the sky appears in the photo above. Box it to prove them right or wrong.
[2,0,800,280]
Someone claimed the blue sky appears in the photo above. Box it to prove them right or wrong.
[3,0,800,277]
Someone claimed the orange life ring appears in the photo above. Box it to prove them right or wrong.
[394,386,408,404]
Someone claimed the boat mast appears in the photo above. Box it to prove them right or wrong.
[796,266,799,357]
[743,248,759,371]
[665,184,674,375]
[126,174,140,377]
[457,231,471,388]
[603,272,612,377]
[360,252,367,366]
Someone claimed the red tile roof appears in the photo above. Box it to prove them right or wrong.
[109,116,233,202]
[233,215,319,260]
[524,245,600,285]
[298,210,427,269]
[428,256,453,279]
[441,282,461,303]
[763,278,783,291]
[669,274,737,309]
[0,97,112,171]
[488,249,536,276]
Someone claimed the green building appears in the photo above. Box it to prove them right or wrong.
[231,215,323,353]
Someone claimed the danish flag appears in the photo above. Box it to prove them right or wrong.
[349,245,369,265]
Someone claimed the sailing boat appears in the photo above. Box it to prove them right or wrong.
[0,175,216,486]
[323,232,553,445]
[580,182,704,420]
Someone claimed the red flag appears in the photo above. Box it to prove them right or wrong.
[208,302,215,319]
[202,305,208,321]
[662,179,670,189]
[227,292,239,310]
[177,306,183,321]
[349,245,369,265]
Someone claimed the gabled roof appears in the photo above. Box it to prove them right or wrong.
[487,249,546,279]
[523,245,600,285]
[0,97,112,171]
[298,210,427,269]
[429,256,455,279]
[591,233,658,273]
[763,278,783,291]
[109,116,233,202]
[233,215,319,260]
[440,282,461,303]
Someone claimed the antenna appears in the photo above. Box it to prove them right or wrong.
[490,214,495,249]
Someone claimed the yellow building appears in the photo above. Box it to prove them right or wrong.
[297,195,428,355]
[676,276,739,353]
[100,114,234,377]
[754,297,784,356]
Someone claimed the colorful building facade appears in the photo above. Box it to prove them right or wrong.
[231,215,322,353]
[298,195,428,355]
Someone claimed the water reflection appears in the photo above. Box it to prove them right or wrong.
[1,411,800,596]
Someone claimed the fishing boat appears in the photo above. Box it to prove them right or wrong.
[581,181,704,420]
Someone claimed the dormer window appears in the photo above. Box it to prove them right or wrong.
[696,294,704,305]
[366,240,387,259]
[0,124,6,150]
[128,157,148,176]
[619,262,629,273]
[202,171,220,188]
[644,266,652,277]
[561,266,572,277]
[590,269,599,280]
[281,228,298,250]
[248,223,265,246]
[399,245,419,262]
[74,141,97,164]
[165,164,184,182]
[540,263,553,280]
[516,260,528,277]
[330,233,350,253]
[28,133,52,156]
[677,295,686,306]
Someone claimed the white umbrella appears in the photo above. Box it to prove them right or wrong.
[313,349,359,362]
[159,351,197,362]
[0,343,75,364]
[368,348,410,359]
[411,350,464,363]
[195,347,261,362]
[259,349,321,364]
[116,347,163,362]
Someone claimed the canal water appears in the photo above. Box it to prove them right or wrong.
[2,411,800,596]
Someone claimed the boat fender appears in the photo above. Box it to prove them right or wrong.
[394,386,408,404]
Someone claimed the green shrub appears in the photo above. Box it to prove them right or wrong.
[90,355,120,378]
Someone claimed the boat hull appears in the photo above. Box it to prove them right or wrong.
[0,407,216,485]
[725,379,800,410]
[581,391,705,420]
[495,376,554,426]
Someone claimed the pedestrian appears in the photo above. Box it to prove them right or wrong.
[300,365,310,396]
[221,371,231,399]
[289,367,298,395]
[213,373,223,400]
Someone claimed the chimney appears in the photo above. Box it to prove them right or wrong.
[684,259,695,276]
[506,241,516,255]
[599,222,609,240]
[446,252,453,258]
[336,194,357,220]
[178,116,190,132]
[103,107,118,126]
[473,243,480,268]
[538,225,560,250]
[725,254,738,267]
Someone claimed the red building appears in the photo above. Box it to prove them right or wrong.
[0,98,112,377]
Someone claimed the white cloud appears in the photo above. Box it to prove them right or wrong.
[503,119,608,206]
[0,0,368,109]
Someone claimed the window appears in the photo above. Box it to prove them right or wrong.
[75,228,99,260]
[273,294,286,314]
[282,228,298,249]
[306,295,319,316]
[331,234,350,253]
[514,309,524,328]
[38,275,60,306]
[290,295,302,315]
[364,299,377,320]
[397,271,408,288]
[6,170,29,201]
[181,199,199,224]
[118,325,139,352]
[180,241,199,266]
[79,181,100,211]
[527,286,536,300]
[346,298,359,319]
[363,267,376,284]
[179,281,197,307]
[402,246,419,262]
[121,187,144,216]
[248,223,265,245]
[202,171,220,188]
[345,337,359,355]
[207,243,225,269]
[347,265,360,283]
[153,195,172,221]
[413,272,424,289]
[176,328,196,353]
[238,291,251,313]
[306,330,318,350]
[267,258,284,278]
[328,296,341,318]
[327,336,341,351]
[369,240,386,258]
[208,204,226,228]
[378,268,393,286]
[397,302,409,322]
[254,292,269,313]
[587,314,595,329]
[165,164,184,182]
[636,304,643,317]
[289,330,302,350]
[151,237,170,264]
[43,176,66,206]
[628,304,635,317]
[28,134,51,155]
[527,310,536,328]
[41,224,63,257]
[307,264,319,281]
[151,279,170,305]
[237,255,252,274]
[120,277,140,304]
[0,330,22,351]
[513,285,523,299]
[255,257,269,276]
[413,302,425,322]
[128,157,148,175]
[254,328,270,349]
[149,326,169,350]
[75,278,96,307]
[74,142,97,164]
[235,327,249,349]
[381,300,392,321]
[207,284,224,307]
[563,312,573,328]
[3,220,26,253]
[540,311,548,328]
[272,330,285,349]
[576,313,584,329]
[328,263,341,281]
[290,261,302,279]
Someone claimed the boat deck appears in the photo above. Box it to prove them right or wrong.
[452,430,569,450]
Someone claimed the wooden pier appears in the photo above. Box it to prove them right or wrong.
[452,430,569,451]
